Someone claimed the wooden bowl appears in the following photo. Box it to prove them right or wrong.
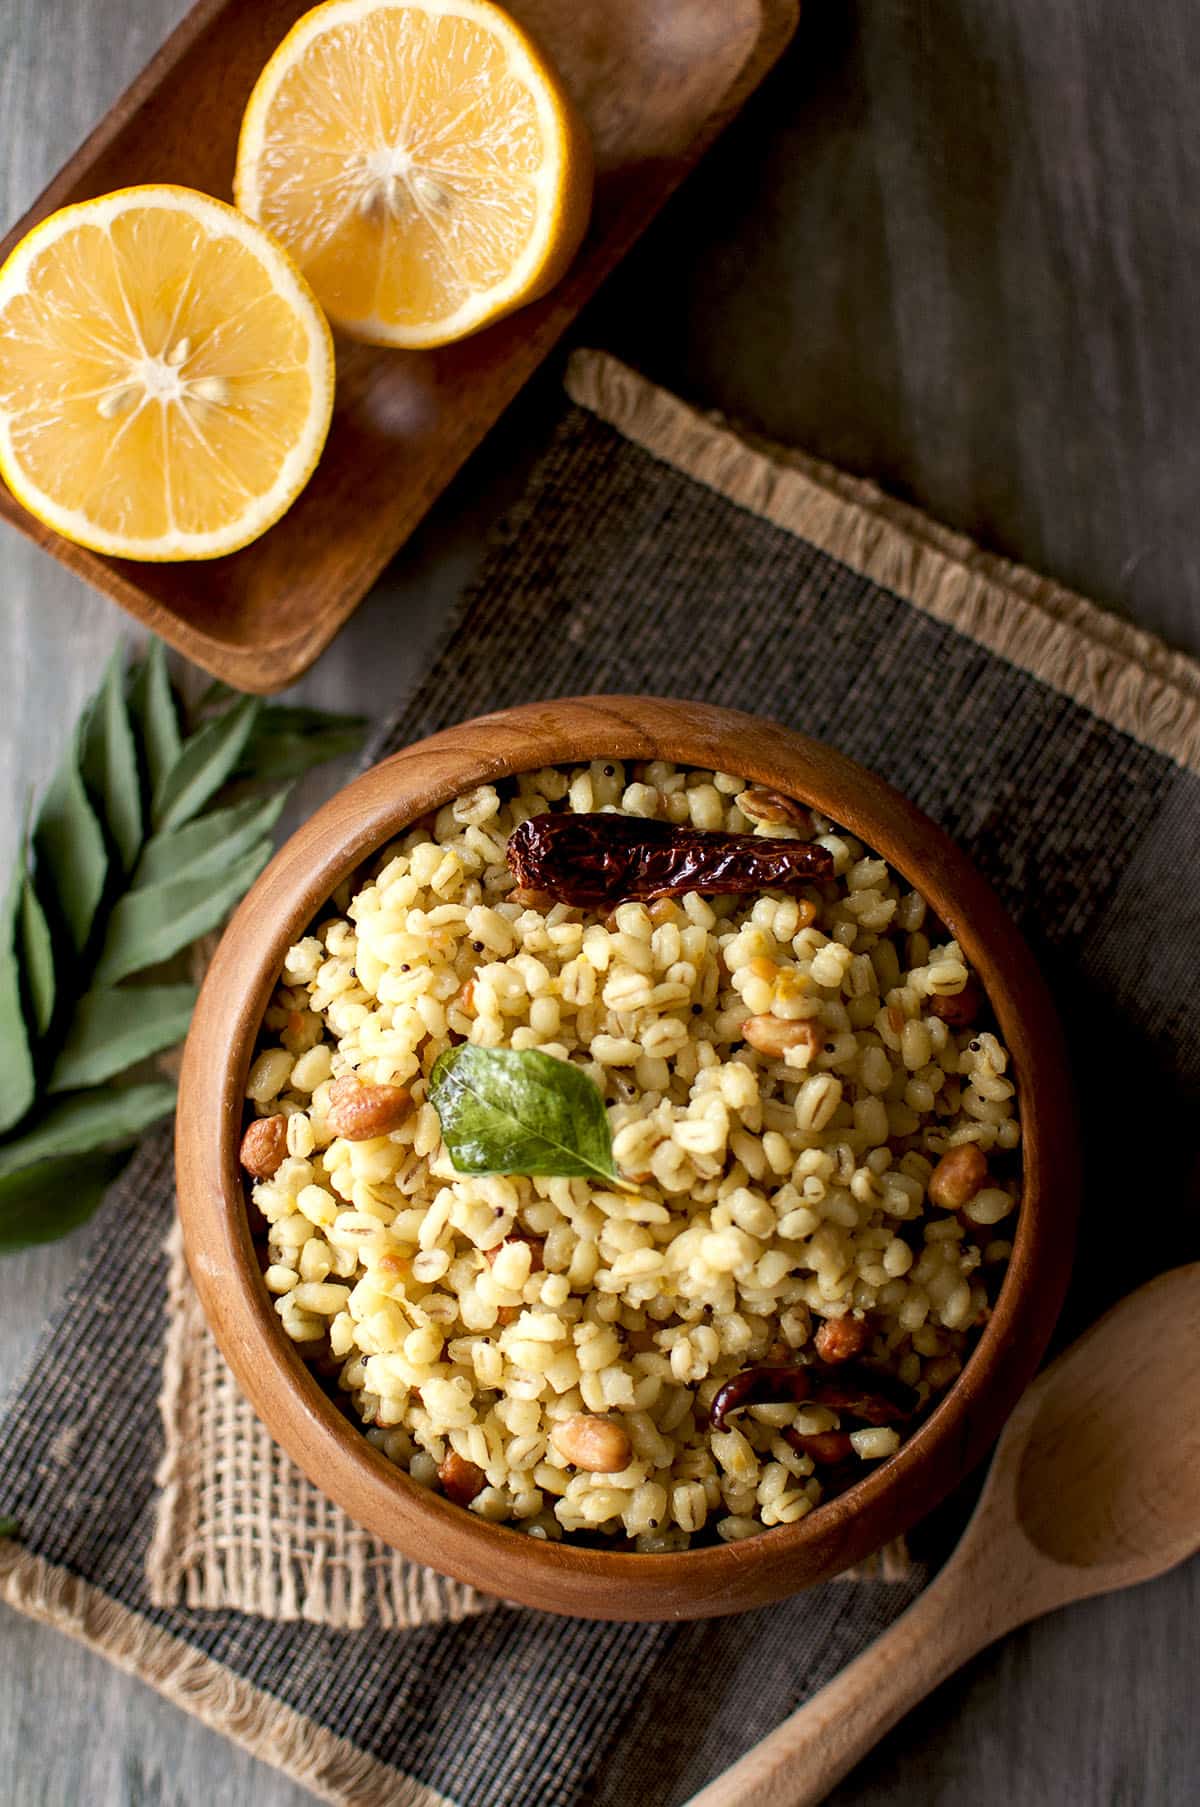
[176,696,1078,1620]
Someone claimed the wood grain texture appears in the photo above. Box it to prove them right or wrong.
[0,0,798,691]
[594,0,1200,659]
[3,0,1200,1797]
[688,1264,1200,1806]
[176,696,1077,1621]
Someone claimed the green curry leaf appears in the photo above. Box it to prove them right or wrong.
[49,983,198,1092]
[429,1046,621,1185]
[33,728,108,955]
[0,640,367,1250]
[0,870,35,1136]
[128,640,181,798]
[0,1152,129,1253]
[0,1083,177,1180]
[234,705,368,783]
[151,694,260,833]
[81,651,142,872]
[19,873,55,1039]
[93,839,272,984]
[135,789,287,891]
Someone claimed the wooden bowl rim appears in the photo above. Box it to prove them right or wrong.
[176,695,1078,1619]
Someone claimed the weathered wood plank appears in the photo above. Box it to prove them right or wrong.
[596,0,1200,659]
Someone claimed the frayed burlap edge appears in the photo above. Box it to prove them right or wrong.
[146,1222,195,1605]
[566,350,1200,775]
[0,1543,452,1807]
[148,1223,492,1628]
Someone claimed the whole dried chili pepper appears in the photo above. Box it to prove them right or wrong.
[506,813,834,909]
[808,1363,918,1426]
[709,1360,917,1432]
[710,1365,813,1430]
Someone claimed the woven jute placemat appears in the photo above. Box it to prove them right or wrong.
[146,1225,495,1627]
[0,350,1196,1807]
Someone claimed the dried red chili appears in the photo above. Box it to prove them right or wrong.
[506,813,834,908]
[808,1363,918,1426]
[709,1360,917,1432]
[710,1365,813,1430]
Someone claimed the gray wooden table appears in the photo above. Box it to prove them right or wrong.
[2,2,1197,1801]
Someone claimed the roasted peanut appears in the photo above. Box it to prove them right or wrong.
[438,1450,487,1506]
[814,1315,871,1364]
[928,1143,988,1210]
[326,1077,412,1141]
[738,787,813,833]
[239,1114,288,1179]
[742,1016,823,1061]
[929,979,983,1028]
[550,1413,633,1473]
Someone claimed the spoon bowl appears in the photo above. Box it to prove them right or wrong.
[1014,1265,1200,1580]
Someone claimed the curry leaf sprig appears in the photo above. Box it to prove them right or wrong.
[0,642,367,1254]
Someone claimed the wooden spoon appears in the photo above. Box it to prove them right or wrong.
[687,1264,1200,1807]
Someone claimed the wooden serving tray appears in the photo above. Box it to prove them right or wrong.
[0,0,798,693]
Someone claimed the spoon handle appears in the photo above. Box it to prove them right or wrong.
[683,1538,1030,1807]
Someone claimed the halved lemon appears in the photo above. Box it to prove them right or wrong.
[235,0,593,349]
[0,185,334,561]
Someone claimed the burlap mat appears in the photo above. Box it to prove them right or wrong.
[147,1227,494,1626]
[0,350,1196,1807]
